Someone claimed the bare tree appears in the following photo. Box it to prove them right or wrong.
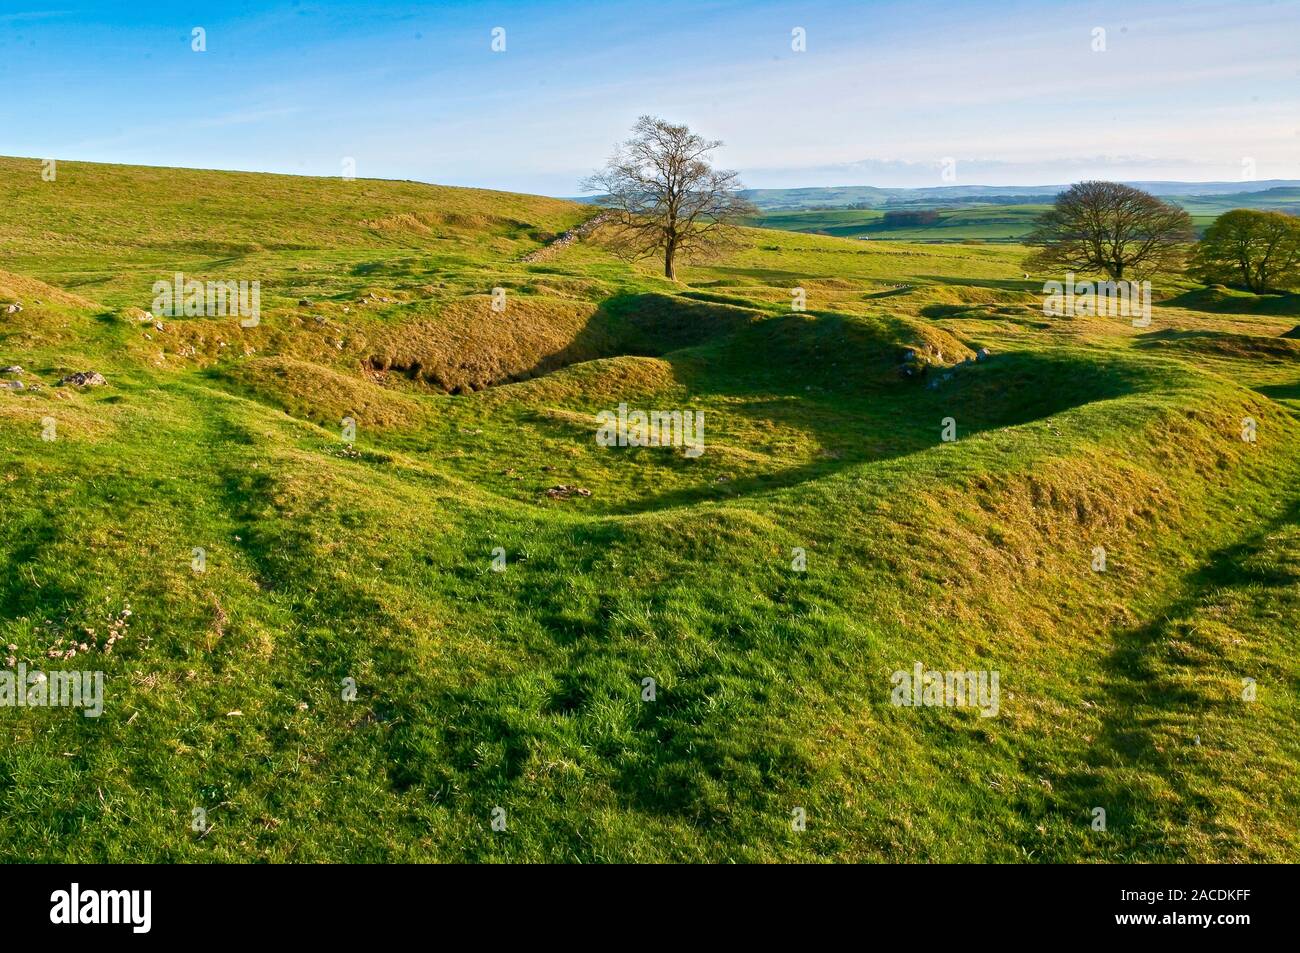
[1024,181,1194,281]
[582,116,755,280]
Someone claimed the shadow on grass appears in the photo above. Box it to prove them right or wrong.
[864,286,917,300]
[0,520,82,623]
[380,292,765,392]
[1044,497,1300,858]
[1163,287,1300,317]
[1254,380,1300,404]
[580,345,1150,514]
[913,274,1044,293]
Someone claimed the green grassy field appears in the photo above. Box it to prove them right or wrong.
[747,188,1300,243]
[2,156,1299,862]
[746,205,1052,242]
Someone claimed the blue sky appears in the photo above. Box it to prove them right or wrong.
[1,0,1297,194]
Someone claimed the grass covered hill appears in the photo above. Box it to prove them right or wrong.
[1,156,1298,861]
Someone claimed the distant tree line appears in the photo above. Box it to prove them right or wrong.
[1025,181,1300,292]
[882,210,942,227]
[580,114,1300,294]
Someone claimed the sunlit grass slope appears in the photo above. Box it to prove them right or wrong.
[1,157,1298,861]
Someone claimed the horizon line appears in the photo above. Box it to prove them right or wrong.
[6,155,1298,200]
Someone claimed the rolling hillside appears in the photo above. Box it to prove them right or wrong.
[2,157,1299,862]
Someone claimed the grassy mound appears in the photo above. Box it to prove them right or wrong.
[0,269,101,310]
[1137,328,1300,362]
[215,357,428,430]
[1165,285,1300,317]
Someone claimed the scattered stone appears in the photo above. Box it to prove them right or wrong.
[976,347,991,361]
[0,380,23,390]
[898,347,929,379]
[298,298,312,307]
[545,484,591,500]
[57,371,107,388]
[1,366,22,375]
[4,303,22,314]
[521,211,615,263]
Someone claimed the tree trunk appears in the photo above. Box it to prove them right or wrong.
[664,239,676,280]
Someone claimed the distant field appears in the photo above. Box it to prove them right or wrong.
[746,205,1052,242]
[747,187,1300,243]
[741,181,1300,210]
